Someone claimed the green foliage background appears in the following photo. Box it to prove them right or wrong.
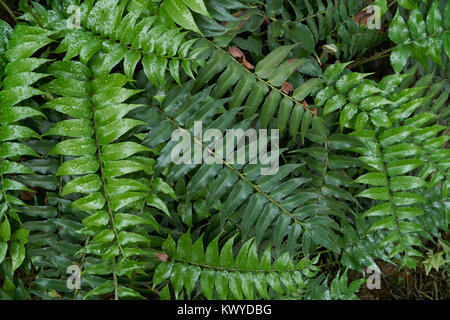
[0,0,448,300]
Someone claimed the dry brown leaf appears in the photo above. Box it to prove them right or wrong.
[229,46,244,58]
[241,56,254,69]
[353,9,371,25]
[281,82,294,94]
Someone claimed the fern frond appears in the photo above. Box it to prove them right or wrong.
[23,47,169,300]
[0,25,52,295]
[141,81,355,258]
[27,0,206,88]
[191,44,323,144]
[303,60,449,269]
[153,231,321,299]
[388,0,450,72]
[350,111,448,269]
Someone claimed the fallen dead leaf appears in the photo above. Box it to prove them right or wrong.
[241,56,254,69]
[353,9,372,25]
[281,82,294,94]
[229,46,244,58]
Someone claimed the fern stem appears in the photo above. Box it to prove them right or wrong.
[91,110,126,259]
[170,256,296,274]
[350,27,444,70]
[0,0,17,23]
[349,47,394,69]
[374,133,407,257]
[163,114,310,233]
[88,84,126,300]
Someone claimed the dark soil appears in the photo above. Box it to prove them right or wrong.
[351,260,449,300]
